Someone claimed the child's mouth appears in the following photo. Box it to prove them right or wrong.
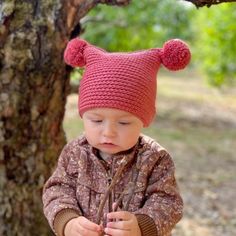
[100,142,117,147]
[103,142,114,145]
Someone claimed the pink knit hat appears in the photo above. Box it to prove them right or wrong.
[64,38,191,127]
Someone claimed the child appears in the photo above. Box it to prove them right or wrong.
[42,37,191,236]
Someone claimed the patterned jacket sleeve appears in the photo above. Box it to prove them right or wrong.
[42,142,82,233]
[134,150,183,236]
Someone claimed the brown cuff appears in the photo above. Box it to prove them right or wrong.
[136,214,158,236]
[53,209,80,236]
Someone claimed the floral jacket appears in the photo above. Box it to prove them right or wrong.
[42,134,183,236]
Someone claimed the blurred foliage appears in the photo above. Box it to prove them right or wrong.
[82,0,194,51]
[75,0,236,87]
[193,4,236,87]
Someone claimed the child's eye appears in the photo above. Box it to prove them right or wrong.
[91,119,102,123]
[119,121,130,125]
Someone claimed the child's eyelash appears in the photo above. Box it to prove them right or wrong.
[119,122,130,125]
[90,119,131,124]
[92,119,102,123]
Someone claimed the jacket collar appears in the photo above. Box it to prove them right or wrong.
[92,141,139,169]
[77,135,141,171]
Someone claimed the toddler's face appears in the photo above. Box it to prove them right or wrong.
[82,108,143,158]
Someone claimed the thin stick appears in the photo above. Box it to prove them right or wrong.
[113,152,141,211]
[96,156,129,224]
[123,154,141,210]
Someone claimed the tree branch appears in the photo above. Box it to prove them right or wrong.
[184,0,236,8]
[98,0,131,6]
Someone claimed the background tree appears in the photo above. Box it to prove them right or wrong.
[82,0,194,51]
[193,4,236,87]
[81,0,236,87]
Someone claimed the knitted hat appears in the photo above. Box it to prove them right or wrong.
[64,38,191,127]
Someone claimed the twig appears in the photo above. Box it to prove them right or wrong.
[96,155,129,224]
[123,153,141,210]
[113,190,126,211]
[113,151,141,211]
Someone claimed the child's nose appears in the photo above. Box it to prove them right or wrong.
[103,122,116,137]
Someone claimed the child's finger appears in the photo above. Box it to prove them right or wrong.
[105,226,129,236]
[106,220,129,230]
[112,202,118,211]
[78,216,102,232]
[107,211,131,221]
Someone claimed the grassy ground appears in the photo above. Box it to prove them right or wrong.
[63,70,236,236]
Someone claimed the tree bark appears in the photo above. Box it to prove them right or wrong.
[0,1,69,235]
[184,0,236,8]
[0,0,130,235]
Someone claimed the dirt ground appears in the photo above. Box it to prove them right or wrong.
[64,72,236,236]
[164,104,236,236]
[155,74,236,236]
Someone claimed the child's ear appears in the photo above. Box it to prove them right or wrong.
[159,39,191,71]
[64,38,88,67]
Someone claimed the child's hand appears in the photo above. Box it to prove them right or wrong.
[64,216,103,236]
[104,211,141,236]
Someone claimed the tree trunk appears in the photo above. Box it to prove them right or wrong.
[0,0,131,235]
[0,1,67,235]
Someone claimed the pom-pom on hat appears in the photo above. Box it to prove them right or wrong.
[64,38,191,127]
